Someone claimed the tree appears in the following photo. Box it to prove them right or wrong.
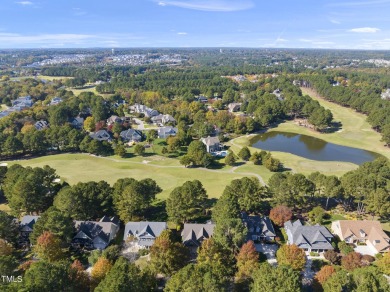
[33,231,65,262]
[54,181,113,220]
[264,156,282,172]
[322,270,353,292]
[91,257,113,288]
[0,211,18,244]
[146,129,157,144]
[238,147,251,161]
[225,151,236,166]
[351,266,389,292]
[114,144,127,158]
[187,140,208,166]
[29,207,74,245]
[341,252,362,271]
[376,251,390,274]
[221,177,269,214]
[161,147,168,155]
[308,206,326,224]
[365,188,390,219]
[276,244,306,271]
[213,218,247,253]
[150,230,189,276]
[252,264,301,292]
[22,261,75,292]
[197,238,236,281]
[3,165,61,216]
[166,180,208,224]
[235,240,259,282]
[134,144,145,156]
[95,257,156,292]
[113,178,161,221]
[324,250,339,265]
[0,255,18,282]
[269,205,293,227]
[179,155,193,168]
[0,239,14,256]
[70,260,90,292]
[165,264,225,292]
[250,151,263,165]
[83,116,95,132]
[338,241,354,256]
[315,265,336,285]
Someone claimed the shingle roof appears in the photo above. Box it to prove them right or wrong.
[123,222,167,246]
[284,220,334,250]
[201,136,220,146]
[20,215,40,231]
[181,223,216,247]
[74,221,118,244]
[242,213,276,241]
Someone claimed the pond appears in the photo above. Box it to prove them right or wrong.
[251,131,380,165]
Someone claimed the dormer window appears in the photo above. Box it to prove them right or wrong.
[359,229,366,237]
[374,240,380,245]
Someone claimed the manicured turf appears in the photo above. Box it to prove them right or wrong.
[228,87,390,176]
[0,204,11,213]
[6,153,252,199]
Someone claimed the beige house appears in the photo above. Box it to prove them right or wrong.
[331,220,390,254]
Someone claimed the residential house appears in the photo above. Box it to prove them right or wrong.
[106,115,123,126]
[12,96,33,108]
[293,80,301,86]
[72,216,120,250]
[157,126,178,139]
[241,212,276,242]
[131,104,159,118]
[151,114,176,125]
[331,220,390,254]
[120,129,143,142]
[123,221,167,249]
[19,215,40,244]
[201,136,222,153]
[228,103,242,113]
[70,117,84,129]
[50,97,63,106]
[34,120,49,131]
[272,89,284,101]
[284,220,334,253]
[90,130,112,142]
[181,223,216,249]
[196,96,208,103]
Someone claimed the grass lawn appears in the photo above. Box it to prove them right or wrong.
[6,153,252,199]
[323,214,346,228]
[1,104,8,111]
[227,87,390,176]
[38,75,73,81]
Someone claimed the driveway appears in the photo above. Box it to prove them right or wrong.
[354,245,377,256]
[255,243,278,265]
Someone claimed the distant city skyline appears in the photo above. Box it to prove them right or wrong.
[1,0,390,49]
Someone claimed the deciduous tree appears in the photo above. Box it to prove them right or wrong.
[235,240,259,282]
[269,205,293,227]
[276,244,306,271]
[33,231,65,262]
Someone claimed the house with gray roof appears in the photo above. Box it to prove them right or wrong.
[19,215,40,244]
[284,220,334,253]
[151,114,176,125]
[72,216,119,250]
[70,117,84,129]
[201,136,222,153]
[228,103,242,113]
[131,104,159,118]
[241,212,276,242]
[34,120,49,131]
[123,222,167,248]
[157,126,178,139]
[181,223,216,248]
[12,96,33,108]
[90,130,112,142]
[50,97,63,106]
[120,129,143,142]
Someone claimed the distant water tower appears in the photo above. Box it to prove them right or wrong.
[111,48,115,55]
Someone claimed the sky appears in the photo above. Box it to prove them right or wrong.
[1,0,390,49]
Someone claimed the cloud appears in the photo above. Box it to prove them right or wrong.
[349,27,380,33]
[177,32,187,35]
[155,0,254,12]
[330,19,341,24]
[276,38,288,42]
[15,1,33,5]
